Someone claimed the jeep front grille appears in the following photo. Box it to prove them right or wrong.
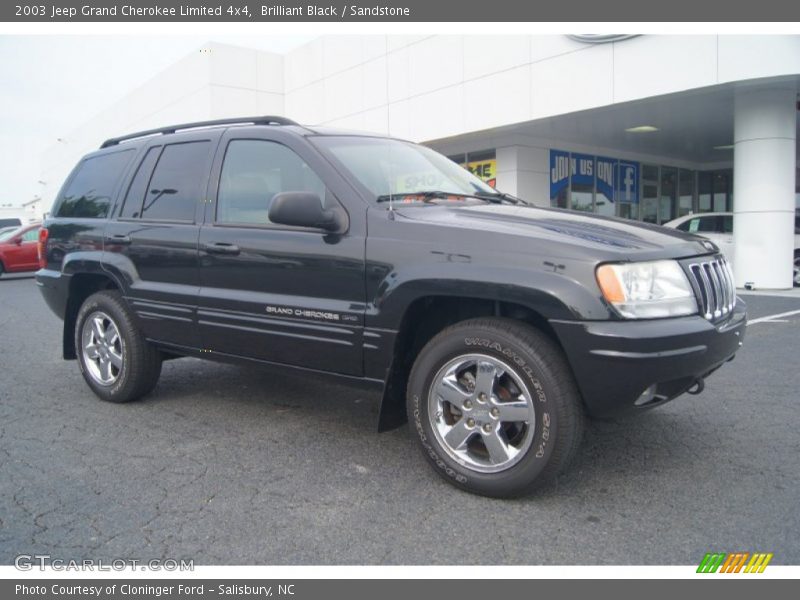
[686,255,736,321]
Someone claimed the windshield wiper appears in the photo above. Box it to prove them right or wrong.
[376,191,520,204]
[474,191,524,205]
[376,191,454,203]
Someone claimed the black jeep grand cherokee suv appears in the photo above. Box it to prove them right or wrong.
[37,116,746,497]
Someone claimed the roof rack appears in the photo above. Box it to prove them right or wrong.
[100,115,299,148]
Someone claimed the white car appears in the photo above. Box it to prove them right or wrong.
[663,211,800,287]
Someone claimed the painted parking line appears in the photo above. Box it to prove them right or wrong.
[747,309,800,325]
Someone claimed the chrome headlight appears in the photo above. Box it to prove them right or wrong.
[596,260,698,319]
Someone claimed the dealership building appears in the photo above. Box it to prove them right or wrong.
[39,34,800,288]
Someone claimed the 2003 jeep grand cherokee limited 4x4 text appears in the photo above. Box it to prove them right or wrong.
[37,116,746,497]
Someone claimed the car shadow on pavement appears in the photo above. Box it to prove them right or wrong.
[131,356,714,502]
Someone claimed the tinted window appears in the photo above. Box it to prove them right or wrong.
[217,140,326,225]
[120,146,161,219]
[697,216,721,233]
[140,141,210,222]
[686,216,721,233]
[722,215,733,233]
[56,150,134,218]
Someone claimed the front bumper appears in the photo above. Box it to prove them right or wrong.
[550,298,747,417]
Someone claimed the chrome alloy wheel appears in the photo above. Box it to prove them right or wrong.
[81,311,123,386]
[428,353,536,473]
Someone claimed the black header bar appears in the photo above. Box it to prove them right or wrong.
[3,0,800,22]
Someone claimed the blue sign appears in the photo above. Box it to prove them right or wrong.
[570,153,594,187]
[595,156,617,204]
[549,149,570,200]
[616,161,639,203]
[551,149,639,205]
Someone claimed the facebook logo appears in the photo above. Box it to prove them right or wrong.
[616,161,639,203]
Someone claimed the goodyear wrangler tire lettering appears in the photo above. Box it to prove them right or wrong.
[407,318,584,498]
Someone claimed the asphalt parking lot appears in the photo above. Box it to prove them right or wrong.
[1,273,798,565]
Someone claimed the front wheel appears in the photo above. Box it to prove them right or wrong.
[793,252,800,287]
[75,291,162,403]
[407,318,584,498]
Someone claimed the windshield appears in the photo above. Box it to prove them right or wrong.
[314,136,500,201]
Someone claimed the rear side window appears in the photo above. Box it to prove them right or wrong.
[55,149,134,218]
[697,216,722,233]
[119,146,161,219]
[139,141,210,222]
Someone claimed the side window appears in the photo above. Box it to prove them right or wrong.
[696,216,721,233]
[119,146,162,219]
[722,215,734,233]
[216,140,326,225]
[140,141,211,222]
[677,219,695,232]
[22,228,40,242]
[55,149,134,218]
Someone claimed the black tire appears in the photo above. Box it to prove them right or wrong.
[793,251,800,287]
[75,290,162,403]
[407,317,584,498]
[0,261,5,277]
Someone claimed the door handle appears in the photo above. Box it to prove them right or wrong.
[203,242,240,255]
[105,234,131,245]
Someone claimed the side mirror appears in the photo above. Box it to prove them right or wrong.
[268,192,342,232]
[14,237,22,245]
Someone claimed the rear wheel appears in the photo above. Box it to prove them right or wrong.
[407,317,584,498]
[0,261,5,277]
[793,251,799,287]
[75,291,162,403]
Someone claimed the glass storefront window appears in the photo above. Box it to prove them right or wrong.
[618,203,638,220]
[641,182,659,224]
[570,153,595,212]
[713,170,732,212]
[678,169,694,217]
[447,150,497,188]
[698,171,712,212]
[660,167,678,224]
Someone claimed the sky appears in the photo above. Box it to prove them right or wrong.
[0,35,316,208]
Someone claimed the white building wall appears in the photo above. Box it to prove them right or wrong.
[39,43,285,212]
[38,35,800,214]
[289,34,800,140]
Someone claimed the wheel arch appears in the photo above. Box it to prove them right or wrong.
[62,273,121,360]
[377,294,576,432]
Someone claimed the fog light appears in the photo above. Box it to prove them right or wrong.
[634,384,657,407]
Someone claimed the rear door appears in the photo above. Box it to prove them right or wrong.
[103,130,220,349]
[196,128,366,375]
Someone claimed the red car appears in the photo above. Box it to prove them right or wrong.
[0,223,41,277]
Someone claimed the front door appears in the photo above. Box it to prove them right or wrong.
[6,227,40,271]
[197,129,366,376]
